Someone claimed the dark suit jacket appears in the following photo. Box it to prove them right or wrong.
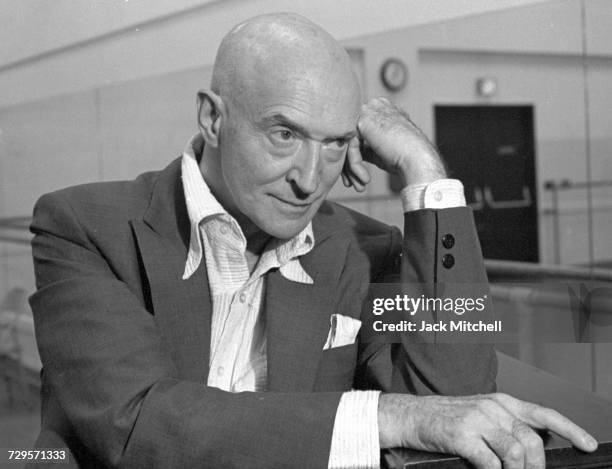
[29,158,496,469]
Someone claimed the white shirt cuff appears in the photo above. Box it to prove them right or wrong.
[400,179,466,211]
[328,390,381,469]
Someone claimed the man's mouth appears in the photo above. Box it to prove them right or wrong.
[270,195,316,211]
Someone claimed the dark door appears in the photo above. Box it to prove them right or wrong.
[435,105,538,262]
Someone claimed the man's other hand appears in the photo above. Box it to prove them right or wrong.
[378,392,598,469]
[341,97,446,192]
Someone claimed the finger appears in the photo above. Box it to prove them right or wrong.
[348,160,371,186]
[511,419,545,469]
[346,137,371,186]
[493,394,598,452]
[340,171,351,187]
[347,172,366,192]
[483,427,526,469]
[458,439,501,469]
[527,405,597,452]
[480,398,545,469]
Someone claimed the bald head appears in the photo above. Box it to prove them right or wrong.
[211,13,360,111]
[197,14,363,240]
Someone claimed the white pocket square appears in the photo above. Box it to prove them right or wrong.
[323,314,362,350]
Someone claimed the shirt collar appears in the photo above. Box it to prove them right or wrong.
[181,133,314,283]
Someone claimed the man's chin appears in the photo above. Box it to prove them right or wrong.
[265,225,307,240]
[248,200,320,239]
[256,217,311,240]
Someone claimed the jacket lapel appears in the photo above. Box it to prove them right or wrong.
[131,159,212,383]
[266,209,350,392]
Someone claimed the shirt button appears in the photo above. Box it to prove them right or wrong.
[217,366,224,376]
[442,234,455,249]
[433,190,443,202]
[239,293,246,303]
[442,254,455,269]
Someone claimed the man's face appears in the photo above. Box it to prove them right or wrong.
[216,69,361,239]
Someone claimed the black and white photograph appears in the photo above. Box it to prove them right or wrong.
[0,1,611,468]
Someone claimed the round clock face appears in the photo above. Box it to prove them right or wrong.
[381,59,408,91]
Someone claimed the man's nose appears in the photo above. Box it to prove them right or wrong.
[286,140,322,197]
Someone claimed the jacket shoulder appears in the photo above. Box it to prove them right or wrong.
[33,158,182,224]
[35,168,161,219]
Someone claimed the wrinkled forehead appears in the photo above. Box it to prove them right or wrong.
[233,52,362,133]
[214,15,362,131]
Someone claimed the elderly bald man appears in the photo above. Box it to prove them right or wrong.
[29,12,595,469]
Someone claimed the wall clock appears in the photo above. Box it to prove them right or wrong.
[380,58,408,92]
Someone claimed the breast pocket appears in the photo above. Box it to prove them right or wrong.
[313,343,358,391]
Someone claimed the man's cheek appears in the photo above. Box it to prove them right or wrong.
[252,165,292,186]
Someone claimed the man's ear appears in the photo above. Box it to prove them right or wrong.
[197,90,225,148]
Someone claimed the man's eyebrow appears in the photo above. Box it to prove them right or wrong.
[261,114,309,136]
[261,113,357,141]
[330,129,358,141]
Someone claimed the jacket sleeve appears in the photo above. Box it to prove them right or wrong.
[30,192,342,469]
[355,207,498,396]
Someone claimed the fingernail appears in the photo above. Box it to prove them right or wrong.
[586,436,598,450]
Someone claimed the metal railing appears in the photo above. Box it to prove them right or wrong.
[543,179,612,265]
[0,216,31,246]
[485,259,612,283]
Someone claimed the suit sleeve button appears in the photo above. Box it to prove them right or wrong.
[442,254,455,269]
[442,234,455,249]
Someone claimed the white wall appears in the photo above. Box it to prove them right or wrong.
[0,0,553,108]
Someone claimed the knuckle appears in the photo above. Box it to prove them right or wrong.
[526,434,544,453]
[476,397,498,415]
[515,425,543,452]
[506,443,525,461]
[490,392,508,402]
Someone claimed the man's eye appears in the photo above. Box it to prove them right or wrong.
[324,139,348,151]
[270,129,296,144]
